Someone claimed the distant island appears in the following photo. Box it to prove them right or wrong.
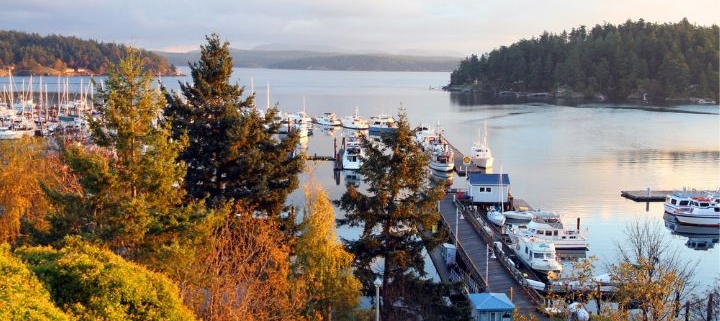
[446,19,719,102]
[0,30,460,75]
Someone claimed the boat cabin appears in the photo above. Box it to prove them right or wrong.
[466,173,510,206]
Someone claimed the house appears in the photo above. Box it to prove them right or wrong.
[466,173,510,206]
[468,292,514,321]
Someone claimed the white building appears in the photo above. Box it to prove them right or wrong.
[466,173,510,206]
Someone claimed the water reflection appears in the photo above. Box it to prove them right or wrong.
[429,168,454,187]
[663,213,720,251]
[343,170,361,187]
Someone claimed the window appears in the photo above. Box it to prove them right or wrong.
[679,200,689,206]
[487,187,492,193]
[479,187,485,192]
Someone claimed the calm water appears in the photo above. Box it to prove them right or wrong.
[4,68,719,291]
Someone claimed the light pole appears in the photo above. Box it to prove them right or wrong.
[374,277,382,321]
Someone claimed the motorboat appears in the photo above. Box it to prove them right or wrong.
[667,196,720,227]
[368,113,398,134]
[471,122,494,168]
[508,234,563,275]
[0,117,36,140]
[342,132,364,170]
[413,123,435,147]
[428,142,455,172]
[510,210,589,250]
[664,189,718,214]
[487,208,506,227]
[341,106,369,130]
[313,112,342,126]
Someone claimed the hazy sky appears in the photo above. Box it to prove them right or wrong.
[2,0,718,56]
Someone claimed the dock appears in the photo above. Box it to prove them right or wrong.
[434,193,550,319]
[620,189,671,202]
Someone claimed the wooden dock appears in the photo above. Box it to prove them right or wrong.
[620,189,671,202]
[436,194,549,319]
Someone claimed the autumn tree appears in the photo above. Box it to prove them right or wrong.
[605,220,698,321]
[0,138,81,244]
[183,207,307,321]
[163,33,303,215]
[335,110,457,320]
[39,48,212,270]
[294,181,361,320]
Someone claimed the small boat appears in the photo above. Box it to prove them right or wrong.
[510,210,589,250]
[487,208,506,227]
[471,122,494,168]
[342,132,364,170]
[368,113,398,134]
[341,106,369,130]
[313,112,342,126]
[509,234,563,275]
[502,210,535,221]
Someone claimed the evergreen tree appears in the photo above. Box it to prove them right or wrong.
[164,34,303,215]
[335,111,456,320]
[40,48,209,266]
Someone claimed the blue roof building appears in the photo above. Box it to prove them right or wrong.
[466,173,510,205]
[468,292,514,321]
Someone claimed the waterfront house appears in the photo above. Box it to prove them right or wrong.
[466,173,510,207]
[468,292,514,321]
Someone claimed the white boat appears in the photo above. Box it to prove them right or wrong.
[502,210,535,221]
[341,106,369,130]
[471,122,494,168]
[487,208,506,227]
[313,112,342,126]
[413,123,435,146]
[342,132,364,170]
[511,210,589,250]
[668,196,720,227]
[368,113,397,134]
[509,234,563,275]
[0,118,36,140]
[664,189,718,214]
[428,141,454,172]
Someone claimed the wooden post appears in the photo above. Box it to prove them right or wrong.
[685,301,690,321]
[708,293,714,321]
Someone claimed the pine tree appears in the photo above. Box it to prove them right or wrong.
[40,48,209,264]
[335,110,455,320]
[164,34,303,215]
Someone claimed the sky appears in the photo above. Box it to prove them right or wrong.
[2,0,718,57]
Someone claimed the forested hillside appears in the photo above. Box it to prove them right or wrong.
[448,19,719,101]
[0,30,177,76]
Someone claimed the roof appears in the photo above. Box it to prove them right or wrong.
[468,292,515,311]
[468,173,510,186]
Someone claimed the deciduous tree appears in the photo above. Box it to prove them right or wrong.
[295,181,361,320]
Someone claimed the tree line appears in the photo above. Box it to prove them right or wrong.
[448,18,719,101]
[0,30,177,76]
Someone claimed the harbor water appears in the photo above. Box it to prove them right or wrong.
[3,67,719,293]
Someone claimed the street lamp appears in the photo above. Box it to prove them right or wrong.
[374,277,382,321]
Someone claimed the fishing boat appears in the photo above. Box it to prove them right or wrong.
[471,122,494,168]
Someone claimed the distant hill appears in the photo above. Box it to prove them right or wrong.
[157,49,460,72]
[0,30,177,76]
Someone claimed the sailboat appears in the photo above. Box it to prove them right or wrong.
[471,121,494,168]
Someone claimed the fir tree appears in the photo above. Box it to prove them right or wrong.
[335,110,457,320]
[164,34,303,215]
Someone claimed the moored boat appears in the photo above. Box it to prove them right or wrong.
[313,112,342,126]
[667,196,720,227]
[342,131,364,170]
[368,113,398,134]
[341,106,369,130]
[471,122,494,168]
[509,234,563,276]
[664,189,718,214]
[509,210,589,250]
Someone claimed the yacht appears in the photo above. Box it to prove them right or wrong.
[509,234,563,276]
[342,132,364,170]
[509,211,589,250]
[664,189,718,214]
[341,107,369,130]
[313,112,342,126]
[669,196,720,227]
[368,114,398,134]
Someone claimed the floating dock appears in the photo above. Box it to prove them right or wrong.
[620,189,671,202]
